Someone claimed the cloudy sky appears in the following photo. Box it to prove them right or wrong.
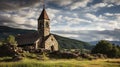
[0,0,120,42]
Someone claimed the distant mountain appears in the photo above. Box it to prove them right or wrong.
[89,41,120,46]
[89,41,99,45]
[0,26,35,39]
[109,41,120,45]
[0,26,93,50]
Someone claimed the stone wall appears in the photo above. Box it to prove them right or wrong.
[45,35,58,51]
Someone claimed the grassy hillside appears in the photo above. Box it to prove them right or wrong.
[0,58,120,67]
[54,34,93,50]
[0,26,93,50]
[0,26,34,39]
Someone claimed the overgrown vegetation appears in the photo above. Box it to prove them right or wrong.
[0,35,19,57]
[92,40,120,58]
[0,58,120,67]
[0,35,17,46]
[7,35,17,46]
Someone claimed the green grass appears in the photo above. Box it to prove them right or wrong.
[0,58,120,67]
[0,57,12,61]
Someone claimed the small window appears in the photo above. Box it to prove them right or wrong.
[46,22,49,28]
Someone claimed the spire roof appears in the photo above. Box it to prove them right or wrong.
[38,8,50,20]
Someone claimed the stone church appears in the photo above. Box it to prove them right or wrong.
[15,7,58,51]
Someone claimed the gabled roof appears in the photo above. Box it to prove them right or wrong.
[15,32,53,46]
[15,32,39,46]
[38,8,50,20]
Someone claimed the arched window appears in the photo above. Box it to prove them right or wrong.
[46,22,49,28]
[51,45,54,51]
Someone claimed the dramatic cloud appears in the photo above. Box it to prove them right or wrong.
[52,29,120,42]
[103,0,120,5]
[69,0,92,10]
[0,0,41,10]
[48,0,73,6]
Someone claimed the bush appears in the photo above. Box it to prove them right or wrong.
[91,40,120,58]
[110,46,119,58]
[37,52,49,60]
[92,40,112,55]
[49,51,78,59]
[0,42,2,46]
[7,35,17,46]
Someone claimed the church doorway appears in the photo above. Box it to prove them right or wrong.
[51,45,54,51]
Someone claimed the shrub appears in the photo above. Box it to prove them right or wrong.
[91,40,120,58]
[49,51,78,59]
[37,52,49,60]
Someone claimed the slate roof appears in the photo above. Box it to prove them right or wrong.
[38,8,50,20]
[15,32,39,46]
[15,32,52,46]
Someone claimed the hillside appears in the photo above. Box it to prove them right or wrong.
[0,26,35,39]
[0,26,93,50]
[54,34,93,50]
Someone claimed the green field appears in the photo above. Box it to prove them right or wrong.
[0,58,120,67]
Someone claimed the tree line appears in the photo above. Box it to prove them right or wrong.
[91,40,120,58]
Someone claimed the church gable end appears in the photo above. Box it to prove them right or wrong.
[44,35,58,51]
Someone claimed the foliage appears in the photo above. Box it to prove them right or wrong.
[0,35,19,57]
[7,35,17,46]
[110,46,120,58]
[21,51,37,59]
[0,57,12,61]
[0,41,2,46]
[0,58,120,67]
[0,39,6,46]
[92,40,120,58]
[91,40,112,54]
[0,35,17,46]
[38,52,49,60]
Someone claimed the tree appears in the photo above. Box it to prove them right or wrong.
[7,35,17,46]
[110,46,119,58]
[116,45,120,57]
[92,40,112,54]
[0,35,18,57]
[91,40,113,57]
[91,40,120,58]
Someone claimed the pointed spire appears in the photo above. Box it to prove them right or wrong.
[38,0,50,20]
[38,8,50,20]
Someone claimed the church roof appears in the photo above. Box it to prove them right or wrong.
[15,32,52,46]
[15,32,39,46]
[38,8,50,20]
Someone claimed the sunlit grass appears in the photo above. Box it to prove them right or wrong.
[0,58,120,67]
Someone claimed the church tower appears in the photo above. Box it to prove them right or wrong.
[38,8,50,37]
[35,0,58,51]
